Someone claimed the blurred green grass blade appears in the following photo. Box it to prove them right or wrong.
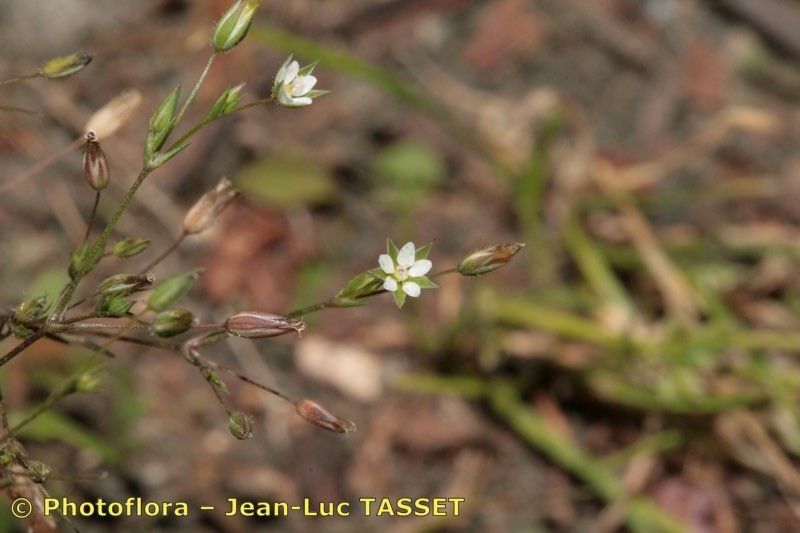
[488,383,687,533]
[564,209,636,317]
[12,410,119,463]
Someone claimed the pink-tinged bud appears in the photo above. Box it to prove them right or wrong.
[182,177,239,235]
[84,90,143,140]
[457,242,526,276]
[83,132,110,191]
[295,400,357,435]
[224,312,305,339]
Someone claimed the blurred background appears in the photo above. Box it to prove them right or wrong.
[4,0,800,530]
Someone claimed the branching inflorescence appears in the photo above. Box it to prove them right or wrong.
[0,0,524,513]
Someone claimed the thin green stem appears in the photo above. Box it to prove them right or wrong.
[174,54,216,126]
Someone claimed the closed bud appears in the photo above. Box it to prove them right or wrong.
[147,270,201,312]
[0,446,13,467]
[74,366,106,393]
[208,83,246,121]
[228,411,255,440]
[11,296,49,338]
[69,241,103,279]
[95,295,134,318]
[112,237,151,258]
[295,399,356,435]
[183,177,239,235]
[14,296,49,323]
[27,460,52,484]
[224,312,305,339]
[457,243,525,276]
[99,274,153,296]
[39,52,92,79]
[83,132,110,191]
[212,0,262,53]
[151,309,194,338]
[145,87,181,159]
[85,90,143,140]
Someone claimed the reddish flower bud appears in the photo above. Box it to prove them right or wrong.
[457,242,525,276]
[295,399,356,435]
[83,131,110,191]
[224,312,304,339]
[182,177,239,235]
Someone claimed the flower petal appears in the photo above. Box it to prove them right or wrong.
[284,61,299,83]
[409,259,432,277]
[378,254,395,274]
[278,89,294,106]
[402,281,421,297]
[397,242,416,268]
[292,75,317,96]
[383,277,398,292]
[290,96,313,107]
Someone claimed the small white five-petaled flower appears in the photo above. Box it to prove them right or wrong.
[377,241,436,308]
[272,56,327,107]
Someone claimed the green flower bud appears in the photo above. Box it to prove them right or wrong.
[27,459,52,484]
[0,447,13,467]
[147,270,201,312]
[224,312,305,339]
[13,296,49,323]
[98,274,153,296]
[227,411,255,440]
[331,271,384,307]
[74,366,106,393]
[69,241,103,279]
[457,243,525,276]
[10,296,49,337]
[207,83,246,121]
[112,237,151,258]
[151,309,194,338]
[95,295,134,318]
[295,399,356,435]
[83,131,110,191]
[145,86,181,159]
[39,52,92,79]
[212,0,262,54]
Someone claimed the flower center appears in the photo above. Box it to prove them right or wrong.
[394,266,409,281]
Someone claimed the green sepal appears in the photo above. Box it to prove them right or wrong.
[413,276,438,289]
[415,242,433,260]
[393,290,406,309]
[147,270,201,312]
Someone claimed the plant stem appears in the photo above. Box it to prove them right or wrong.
[0,332,45,367]
[138,233,185,274]
[10,387,73,435]
[83,191,101,244]
[0,72,39,86]
[285,300,333,319]
[49,167,152,324]
[174,54,216,127]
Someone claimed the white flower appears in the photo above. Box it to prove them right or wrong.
[272,56,323,107]
[378,241,433,305]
